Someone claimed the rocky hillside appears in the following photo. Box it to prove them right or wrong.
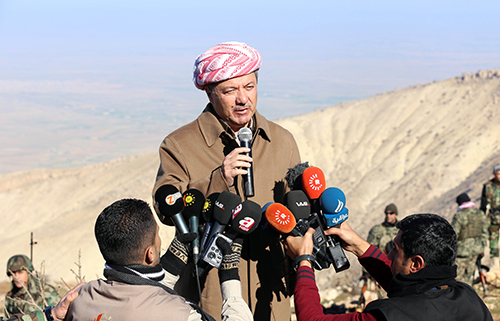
[1,68,500,284]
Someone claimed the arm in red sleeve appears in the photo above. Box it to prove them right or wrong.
[294,266,385,321]
[358,245,393,291]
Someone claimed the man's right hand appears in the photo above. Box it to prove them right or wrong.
[325,222,371,258]
[52,282,85,321]
[222,147,252,187]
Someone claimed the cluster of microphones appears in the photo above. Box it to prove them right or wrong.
[154,163,350,277]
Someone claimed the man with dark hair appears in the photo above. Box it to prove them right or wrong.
[66,198,252,321]
[285,214,492,321]
[480,164,500,269]
[452,192,488,284]
[152,42,300,321]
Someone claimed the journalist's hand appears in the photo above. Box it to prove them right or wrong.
[161,233,197,276]
[282,228,315,269]
[216,237,243,283]
[325,222,370,257]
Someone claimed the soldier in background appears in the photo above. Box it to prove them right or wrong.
[367,203,399,254]
[362,204,400,298]
[480,164,500,269]
[4,255,59,318]
[452,193,489,285]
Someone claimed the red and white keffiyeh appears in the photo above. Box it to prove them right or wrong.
[193,41,262,90]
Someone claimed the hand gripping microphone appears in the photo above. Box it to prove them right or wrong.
[284,191,332,269]
[318,187,351,272]
[238,127,254,197]
[154,185,189,234]
[182,189,205,263]
[264,203,331,268]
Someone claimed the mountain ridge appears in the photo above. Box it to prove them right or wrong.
[1,68,500,283]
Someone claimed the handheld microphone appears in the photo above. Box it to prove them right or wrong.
[264,203,331,266]
[226,200,262,239]
[285,190,311,221]
[238,127,254,197]
[199,191,242,268]
[154,185,189,234]
[318,187,350,272]
[200,193,220,253]
[320,187,349,228]
[302,166,326,200]
[182,189,205,262]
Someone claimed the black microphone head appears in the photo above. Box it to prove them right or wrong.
[285,190,311,220]
[201,192,220,224]
[182,189,205,220]
[230,200,262,235]
[285,162,310,191]
[154,185,184,224]
[213,191,242,225]
[238,127,252,144]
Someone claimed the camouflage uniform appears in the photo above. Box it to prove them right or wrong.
[480,178,500,257]
[367,221,398,254]
[1,311,45,321]
[4,255,59,318]
[451,207,489,285]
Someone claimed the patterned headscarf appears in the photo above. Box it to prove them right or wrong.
[193,41,262,90]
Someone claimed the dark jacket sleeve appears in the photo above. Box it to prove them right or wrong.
[294,266,385,321]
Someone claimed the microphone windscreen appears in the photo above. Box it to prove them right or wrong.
[238,127,252,143]
[182,189,205,220]
[213,191,241,225]
[155,185,184,220]
[285,190,310,220]
[265,203,296,234]
[323,207,349,228]
[302,166,326,200]
[285,162,310,191]
[319,187,346,214]
[230,200,262,234]
[201,192,220,224]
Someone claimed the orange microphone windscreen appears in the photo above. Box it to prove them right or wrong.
[302,166,326,200]
[265,203,296,234]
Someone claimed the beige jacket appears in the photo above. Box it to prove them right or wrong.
[66,273,252,321]
[153,105,301,321]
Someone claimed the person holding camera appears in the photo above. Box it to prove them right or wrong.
[284,213,492,321]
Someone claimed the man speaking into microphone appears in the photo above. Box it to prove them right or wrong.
[152,42,300,321]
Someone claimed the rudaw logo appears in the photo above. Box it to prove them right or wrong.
[307,173,323,191]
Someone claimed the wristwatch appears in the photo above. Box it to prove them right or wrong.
[43,306,55,321]
[293,254,316,269]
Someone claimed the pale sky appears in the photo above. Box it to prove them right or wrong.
[1,0,499,173]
